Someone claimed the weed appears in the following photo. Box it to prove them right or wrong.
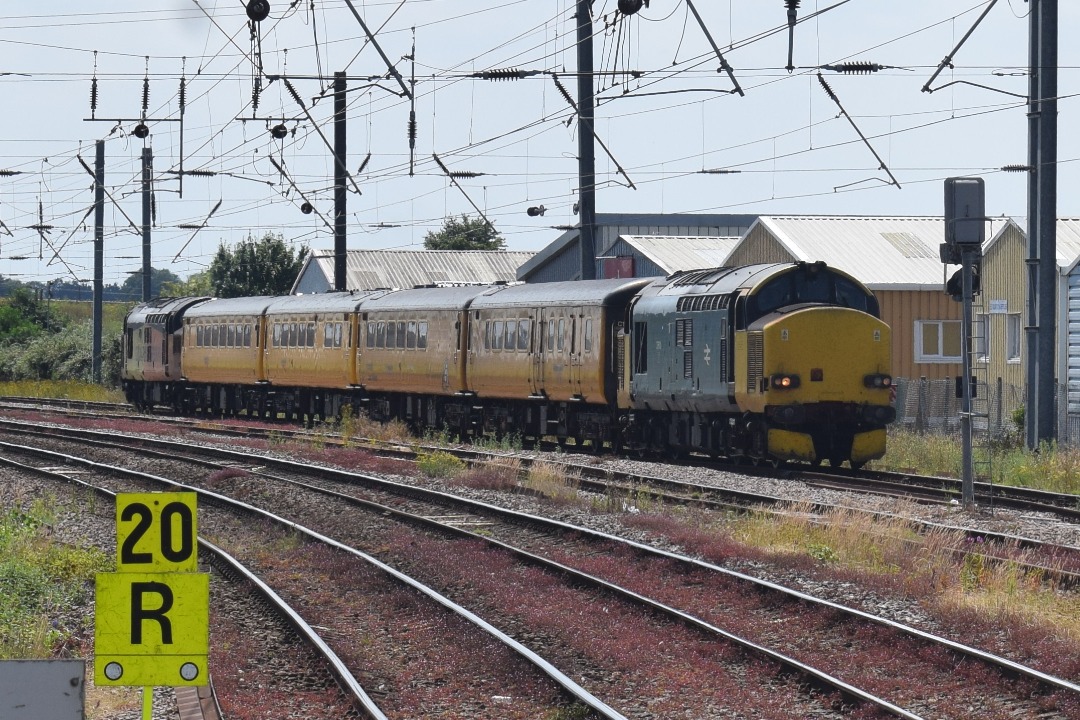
[524,461,580,504]
[416,451,466,479]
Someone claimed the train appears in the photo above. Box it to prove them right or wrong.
[121,261,896,467]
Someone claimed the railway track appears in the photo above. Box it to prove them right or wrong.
[4,418,1079,718]
[4,406,1079,590]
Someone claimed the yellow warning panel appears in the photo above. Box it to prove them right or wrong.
[95,572,209,687]
[115,493,198,572]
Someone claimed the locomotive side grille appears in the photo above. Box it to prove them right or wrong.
[683,351,693,379]
[747,332,763,392]
[675,318,694,346]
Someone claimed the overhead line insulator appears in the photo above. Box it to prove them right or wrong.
[822,62,883,75]
[473,68,537,81]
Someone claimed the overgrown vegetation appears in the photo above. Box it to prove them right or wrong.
[0,289,126,388]
[0,499,110,658]
[630,502,1080,662]
[876,428,1080,495]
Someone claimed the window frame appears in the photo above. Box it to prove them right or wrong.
[915,319,962,363]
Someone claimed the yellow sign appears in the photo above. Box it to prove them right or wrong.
[116,493,198,572]
[94,572,209,687]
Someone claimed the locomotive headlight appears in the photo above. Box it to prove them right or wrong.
[863,373,893,389]
[769,373,800,390]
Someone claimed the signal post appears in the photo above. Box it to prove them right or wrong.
[95,493,209,717]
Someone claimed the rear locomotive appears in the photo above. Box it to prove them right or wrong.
[620,261,894,466]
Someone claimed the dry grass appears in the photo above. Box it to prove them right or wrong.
[0,380,125,403]
[524,461,580,504]
[625,501,1080,679]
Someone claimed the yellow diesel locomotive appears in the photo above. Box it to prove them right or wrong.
[121,261,894,466]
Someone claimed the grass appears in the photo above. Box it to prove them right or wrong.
[0,498,110,659]
[875,428,1080,496]
[0,380,125,403]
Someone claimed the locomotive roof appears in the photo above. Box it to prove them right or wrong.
[356,285,491,311]
[468,277,655,308]
[645,262,865,297]
[125,296,210,325]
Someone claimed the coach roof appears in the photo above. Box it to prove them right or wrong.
[469,277,655,309]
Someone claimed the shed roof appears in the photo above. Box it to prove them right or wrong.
[1037,220,1080,274]
[292,249,535,293]
[745,216,1019,290]
[609,235,741,272]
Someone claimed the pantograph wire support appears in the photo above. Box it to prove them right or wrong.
[408,28,417,177]
[816,73,901,189]
[552,74,637,189]
[281,77,363,195]
[685,0,744,96]
[76,154,144,232]
[921,0,1000,93]
[431,154,497,232]
[172,200,222,263]
[341,0,412,100]
[267,155,334,232]
[90,51,99,120]
[785,0,800,73]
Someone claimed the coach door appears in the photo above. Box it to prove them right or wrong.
[569,307,584,398]
[531,311,545,396]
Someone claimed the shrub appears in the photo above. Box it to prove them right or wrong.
[416,451,466,479]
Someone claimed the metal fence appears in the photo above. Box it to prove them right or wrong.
[892,377,1080,446]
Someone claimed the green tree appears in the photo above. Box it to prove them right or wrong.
[0,287,58,345]
[209,233,308,298]
[119,267,182,300]
[160,271,212,298]
[423,215,505,251]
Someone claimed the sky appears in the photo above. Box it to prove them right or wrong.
[0,0,1075,287]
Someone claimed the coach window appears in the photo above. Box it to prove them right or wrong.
[196,325,203,347]
[505,320,517,351]
[584,318,593,353]
[307,323,316,347]
[407,321,417,349]
[375,321,386,348]
[493,320,504,350]
[244,325,252,347]
[227,324,235,347]
[272,323,281,347]
[395,321,406,349]
[418,321,428,349]
[366,322,376,348]
[220,324,226,346]
[557,318,565,352]
[517,319,529,351]
[547,319,554,352]
[334,322,343,348]
[324,323,334,348]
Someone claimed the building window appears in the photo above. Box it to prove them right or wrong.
[1007,313,1021,362]
[974,313,989,361]
[916,320,961,363]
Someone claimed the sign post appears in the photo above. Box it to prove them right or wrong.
[95,493,209,718]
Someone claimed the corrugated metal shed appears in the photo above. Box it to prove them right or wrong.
[517,213,757,282]
[734,216,1020,290]
[602,235,741,276]
[291,250,535,293]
